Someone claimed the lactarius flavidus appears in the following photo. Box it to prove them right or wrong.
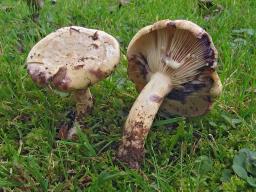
[117,20,222,169]
[26,26,120,139]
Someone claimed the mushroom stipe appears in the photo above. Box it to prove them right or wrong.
[25,21,222,170]
[117,19,222,169]
[26,26,120,139]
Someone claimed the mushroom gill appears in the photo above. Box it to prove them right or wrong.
[117,20,221,169]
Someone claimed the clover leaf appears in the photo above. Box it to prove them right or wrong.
[232,148,256,187]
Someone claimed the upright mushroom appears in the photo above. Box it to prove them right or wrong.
[26,26,120,138]
[117,20,222,169]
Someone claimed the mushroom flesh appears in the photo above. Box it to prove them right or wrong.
[117,20,222,169]
[26,26,120,138]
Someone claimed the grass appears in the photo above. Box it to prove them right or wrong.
[0,0,256,191]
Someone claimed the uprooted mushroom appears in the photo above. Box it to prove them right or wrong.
[26,26,120,139]
[117,20,222,169]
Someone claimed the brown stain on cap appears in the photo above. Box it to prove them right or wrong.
[167,21,176,28]
[51,66,70,90]
[37,72,47,85]
[89,69,106,79]
[28,68,48,86]
[90,31,99,40]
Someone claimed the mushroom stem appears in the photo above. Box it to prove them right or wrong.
[117,72,172,169]
[66,89,93,139]
[73,89,93,121]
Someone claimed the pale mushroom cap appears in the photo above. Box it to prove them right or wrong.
[26,26,120,91]
[127,19,222,117]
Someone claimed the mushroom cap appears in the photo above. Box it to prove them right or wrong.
[127,19,222,117]
[161,70,222,117]
[26,26,120,91]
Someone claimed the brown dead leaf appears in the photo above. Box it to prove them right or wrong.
[79,175,92,189]
[13,166,37,191]
[57,122,69,139]
[13,114,31,123]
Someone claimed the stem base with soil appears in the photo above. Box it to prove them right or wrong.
[117,72,172,169]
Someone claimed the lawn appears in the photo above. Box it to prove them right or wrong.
[0,0,256,191]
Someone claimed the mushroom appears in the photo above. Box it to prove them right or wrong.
[26,26,120,138]
[117,20,222,169]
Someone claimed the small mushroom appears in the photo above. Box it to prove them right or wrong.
[26,26,120,138]
[117,20,222,169]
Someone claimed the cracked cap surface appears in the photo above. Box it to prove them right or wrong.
[26,26,120,91]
